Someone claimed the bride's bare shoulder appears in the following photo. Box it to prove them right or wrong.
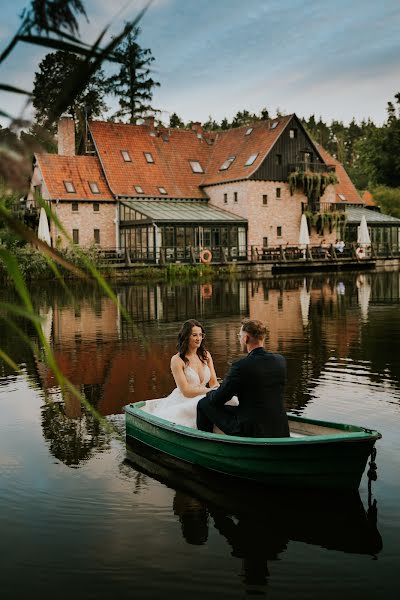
[170,353,184,368]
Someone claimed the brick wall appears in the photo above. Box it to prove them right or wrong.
[50,201,117,249]
[204,180,337,247]
[57,118,75,156]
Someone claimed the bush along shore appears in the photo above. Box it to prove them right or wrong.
[0,246,240,283]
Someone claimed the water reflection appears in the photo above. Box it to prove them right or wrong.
[3,271,398,466]
[124,441,382,594]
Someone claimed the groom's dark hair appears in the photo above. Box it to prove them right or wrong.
[241,318,267,341]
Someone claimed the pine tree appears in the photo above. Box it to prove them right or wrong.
[169,113,185,128]
[106,26,159,123]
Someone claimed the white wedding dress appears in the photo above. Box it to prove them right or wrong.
[141,364,238,429]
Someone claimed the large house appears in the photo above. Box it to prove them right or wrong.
[29,114,399,262]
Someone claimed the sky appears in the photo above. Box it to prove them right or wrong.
[1,0,400,128]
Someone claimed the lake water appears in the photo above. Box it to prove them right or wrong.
[1,270,399,599]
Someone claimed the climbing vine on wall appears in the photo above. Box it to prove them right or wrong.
[304,209,346,235]
[288,171,338,204]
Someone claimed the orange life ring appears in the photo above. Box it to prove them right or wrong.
[200,283,213,299]
[200,249,212,263]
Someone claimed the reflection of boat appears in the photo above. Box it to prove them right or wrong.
[125,404,381,490]
[125,440,383,558]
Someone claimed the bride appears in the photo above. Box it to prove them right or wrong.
[142,319,235,429]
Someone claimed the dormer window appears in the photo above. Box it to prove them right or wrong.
[89,181,99,194]
[289,128,297,139]
[245,128,253,136]
[64,180,75,193]
[158,187,167,194]
[121,150,132,162]
[244,153,258,166]
[189,160,204,173]
[144,152,154,163]
[135,185,144,194]
[220,156,235,171]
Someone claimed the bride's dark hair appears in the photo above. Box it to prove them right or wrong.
[177,319,208,365]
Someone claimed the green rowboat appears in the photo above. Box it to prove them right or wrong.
[124,402,381,490]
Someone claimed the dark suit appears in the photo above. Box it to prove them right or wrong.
[197,347,289,437]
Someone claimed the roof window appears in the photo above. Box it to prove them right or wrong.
[64,180,76,193]
[244,153,258,167]
[245,128,253,136]
[158,187,167,194]
[189,160,204,173]
[270,121,278,130]
[219,156,236,171]
[89,181,99,194]
[121,150,132,162]
[338,194,346,201]
[135,185,144,194]
[144,152,155,163]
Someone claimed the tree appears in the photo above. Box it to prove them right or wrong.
[169,112,185,128]
[106,26,159,123]
[32,50,108,135]
[355,93,400,188]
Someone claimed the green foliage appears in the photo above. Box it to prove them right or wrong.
[169,112,185,128]
[105,26,159,124]
[288,171,338,203]
[370,186,400,219]
[32,50,108,134]
[0,245,102,282]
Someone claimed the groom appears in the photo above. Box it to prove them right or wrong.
[197,319,290,438]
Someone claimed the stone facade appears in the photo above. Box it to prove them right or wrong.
[204,180,337,248]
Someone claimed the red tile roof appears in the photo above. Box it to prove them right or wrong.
[362,190,376,206]
[36,154,113,201]
[315,144,363,204]
[201,115,293,186]
[89,121,212,198]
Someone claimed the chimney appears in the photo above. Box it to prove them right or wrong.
[58,118,75,156]
[191,122,203,134]
[144,116,155,129]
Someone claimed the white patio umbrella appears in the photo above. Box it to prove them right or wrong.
[299,214,310,247]
[299,278,310,327]
[358,280,371,322]
[357,215,371,246]
[37,207,51,246]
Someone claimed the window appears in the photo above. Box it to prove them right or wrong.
[234,192,238,203]
[89,181,99,194]
[244,153,258,166]
[338,194,346,201]
[263,237,268,247]
[72,229,79,244]
[94,229,100,244]
[144,152,154,163]
[64,180,75,193]
[262,194,268,205]
[33,184,42,199]
[121,150,131,162]
[270,121,278,130]
[289,128,297,139]
[223,193,228,204]
[189,160,204,173]
[93,202,100,212]
[72,202,78,211]
[276,154,282,165]
[304,152,312,163]
[158,187,167,194]
[135,185,144,194]
[277,226,282,237]
[245,127,253,136]
[276,187,281,199]
[220,156,235,171]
